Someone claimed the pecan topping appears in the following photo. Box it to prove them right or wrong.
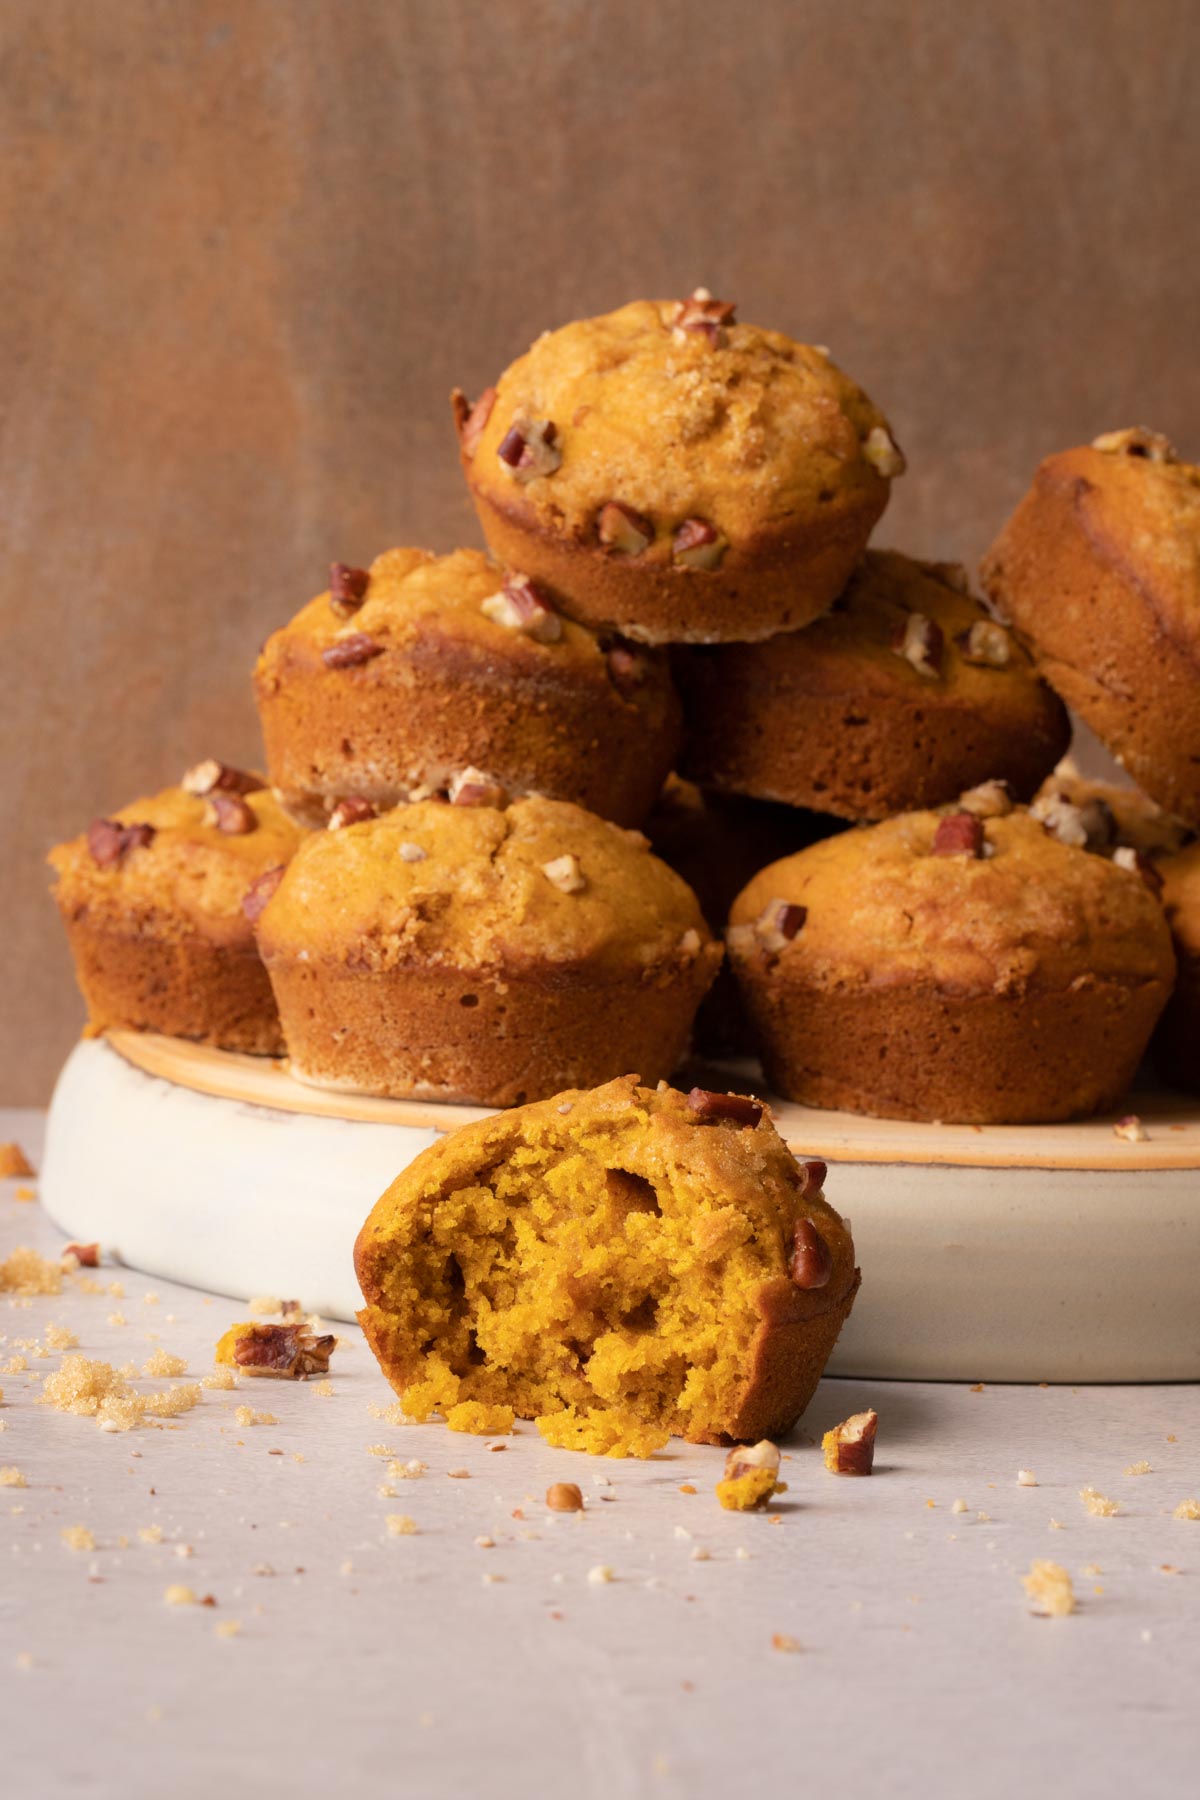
[931,812,985,858]
[241,865,286,922]
[1031,790,1115,853]
[545,1482,584,1513]
[327,796,377,831]
[1091,426,1177,463]
[1113,1113,1148,1143]
[756,899,807,951]
[541,853,586,894]
[862,425,906,478]
[606,643,646,696]
[795,1157,827,1194]
[686,1088,762,1128]
[672,517,726,570]
[62,1242,100,1268]
[597,500,654,555]
[1112,844,1165,896]
[449,767,507,808]
[822,1409,877,1475]
[670,287,737,347]
[328,563,371,619]
[452,385,497,457]
[956,619,1012,668]
[891,611,944,678]
[181,760,260,798]
[497,415,561,481]
[206,792,256,835]
[480,572,562,644]
[958,779,1014,819]
[789,1217,833,1289]
[322,632,384,670]
[230,1323,335,1380]
[87,819,156,868]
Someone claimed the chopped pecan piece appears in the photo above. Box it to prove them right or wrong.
[672,517,726,570]
[687,1088,762,1128]
[891,611,943,678]
[1113,1114,1148,1142]
[789,1218,833,1289]
[1091,426,1177,462]
[541,853,586,893]
[1031,790,1115,853]
[822,1409,877,1474]
[863,425,906,478]
[327,796,377,830]
[597,500,654,554]
[959,779,1014,819]
[756,899,807,951]
[206,792,256,835]
[449,767,507,808]
[795,1157,827,1194]
[670,287,737,347]
[229,1323,335,1380]
[452,385,497,457]
[931,812,985,858]
[956,619,1012,667]
[606,643,646,696]
[62,1241,100,1267]
[322,632,384,671]
[181,760,260,798]
[546,1482,584,1513]
[328,563,371,619]
[723,1439,781,1483]
[497,415,561,481]
[1112,845,1165,896]
[717,1439,784,1511]
[241,865,286,922]
[480,572,562,643]
[87,819,156,868]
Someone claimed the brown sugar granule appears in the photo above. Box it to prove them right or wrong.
[44,1324,79,1351]
[0,1467,28,1487]
[0,1144,35,1179]
[385,1514,418,1536]
[1172,1498,1200,1521]
[142,1351,187,1378]
[233,1405,276,1427]
[0,1247,63,1296]
[201,1370,237,1391]
[1079,1487,1120,1517]
[60,1524,95,1552]
[1124,1461,1152,1476]
[1022,1560,1076,1616]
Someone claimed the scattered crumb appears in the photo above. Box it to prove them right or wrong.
[201,1370,237,1391]
[0,1247,62,1296]
[481,1572,504,1585]
[15,1651,33,1670]
[1125,1461,1152,1477]
[0,1467,27,1487]
[0,1143,35,1179]
[247,1296,282,1316]
[1113,1114,1148,1142]
[142,1350,187,1378]
[12,1188,35,1204]
[60,1524,95,1552]
[1080,1487,1120,1517]
[138,1525,164,1544]
[1022,1560,1075,1617]
[107,1313,127,1327]
[387,1459,427,1480]
[385,1514,418,1536]
[1017,1470,1038,1487]
[446,1401,514,1436]
[164,1585,198,1606]
[717,1440,785,1510]
[446,1468,470,1480]
[587,1564,614,1585]
[1172,1499,1200,1521]
[969,1382,985,1393]
[734,1546,750,1561]
[771,1633,802,1653]
[1049,1519,1065,1530]
[233,1406,277,1428]
[951,1499,969,1514]
[214,1619,242,1639]
[690,1546,710,1562]
[44,1323,78,1352]
[678,1484,697,1495]
[474,1535,495,1549]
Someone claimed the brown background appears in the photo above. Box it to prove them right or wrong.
[3,0,1198,1102]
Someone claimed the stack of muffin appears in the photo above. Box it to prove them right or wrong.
[48,294,1200,1121]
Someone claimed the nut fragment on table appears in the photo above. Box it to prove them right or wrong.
[891,610,943,677]
[716,1439,785,1511]
[215,1322,335,1380]
[1021,1559,1076,1617]
[822,1409,878,1475]
[0,1143,35,1179]
[1113,1114,1149,1143]
[546,1482,585,1513]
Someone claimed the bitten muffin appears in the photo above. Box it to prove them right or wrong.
[355,1076,859,1451]
[676,551,1071,818]
[981,428,1200,827]
[254,547,679,828]
[454,293,902,645]
[727,799,1176,1123]
[48,764,306,1054]
[255,795,722,1105]
[1155,842,1200,1094]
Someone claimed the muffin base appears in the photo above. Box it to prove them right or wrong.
[466,477,887,646]
[57,913,284,1056]
[731,962,1172,1123]
[268,955,721,1106]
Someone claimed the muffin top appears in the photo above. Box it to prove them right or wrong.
[458,296,901,549]
[48,771,306,948]
[999,428,1200,645]
[256,546,662,695]
[257,794,719,978]
[1161,842,1200,958]
[728,806,1175,995]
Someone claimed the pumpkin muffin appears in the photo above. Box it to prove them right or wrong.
[48,764,306,1054]
[981,428,1200,827]
[727,799,1176,1123]
[355,1075,859,1451]
[255,795,722,1106]
[675,551,1070,818]
[254,546,679,829]
[1155,841,1200,1094]
[454,294,902,645]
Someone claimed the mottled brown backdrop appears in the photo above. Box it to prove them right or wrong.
[3,0,1198,1101]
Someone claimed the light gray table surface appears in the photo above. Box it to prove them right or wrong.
[2,1105,1198,1800]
